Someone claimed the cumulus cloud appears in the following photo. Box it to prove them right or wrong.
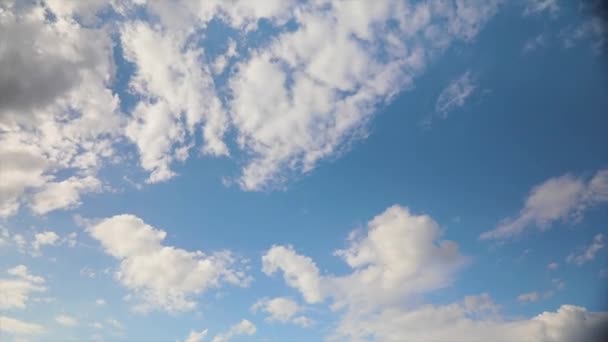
[567,233,605,265]
[0,0,120,218]
[211,319,256,342]
[480,169,608,240]
[263,205,466,314]
[434,70,477,118]
[0,0,508,203]
[87,214,250,312]
[55,314,78,327]
[120,20,228,183]
[262,245,323,304]
[0,265,45,310]
[252,297,313,327]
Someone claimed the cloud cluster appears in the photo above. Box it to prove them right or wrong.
[0,0,508,209]
[0,0,120,217]
[262,204,608,340]
[87,214,250,312]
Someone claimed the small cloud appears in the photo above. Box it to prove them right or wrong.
[95,299,106,306]
[55,315,78,327]
[522,33,548,53]
[517,292,540,303]
[547,262,559,270]
[567,234,605,265]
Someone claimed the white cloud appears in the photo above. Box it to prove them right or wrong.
[567,233,605,265]
[560,2,607,53]
[523,0,559,16]
[548,262,559,270]
[480,169,608,240]
[95,299,106,306]
[120,20,227,183]
[87,214,250,312]
[55,315,78,327]
[330,303,608,342]
[0,316,45,336]
[0,0,120,218]
[227,0,502,190]
[30,176,101,215]
[184,329,208,342]
[262,245,323,304]
[518,292,540,303]
[262,205,608,340]
[252,297,313,327]
[211,319,256,342]
[0,265,45,310]
[31,231,60,255]
[263,205,466,314]
[435,70,477,118]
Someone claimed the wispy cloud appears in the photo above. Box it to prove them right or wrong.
[435,71,477,119]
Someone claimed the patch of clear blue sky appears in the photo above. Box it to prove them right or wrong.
[2,2,607,340]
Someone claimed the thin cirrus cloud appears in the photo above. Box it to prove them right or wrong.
[434,70,477,118]
[480,169,608,240]
[567,233,606,265]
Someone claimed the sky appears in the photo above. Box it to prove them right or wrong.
[0,0,608,341]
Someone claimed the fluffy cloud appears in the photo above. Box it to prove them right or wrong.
[262,245,323,304]
[0,265,45,310]
[480,169,608,240]
[567,233,605,265]
[227,0,502,189]
[120,20,227,183]
[211,319,256,342]
[31,231,60,255]
[0,0,508,202]
[0,0,120,217]
[55,314,78,327]
[252,297,313,327]
[434,70,477,118]
[87,214,250,312]
[263,205,466,314]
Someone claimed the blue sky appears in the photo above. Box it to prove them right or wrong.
[1,0,607,341]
